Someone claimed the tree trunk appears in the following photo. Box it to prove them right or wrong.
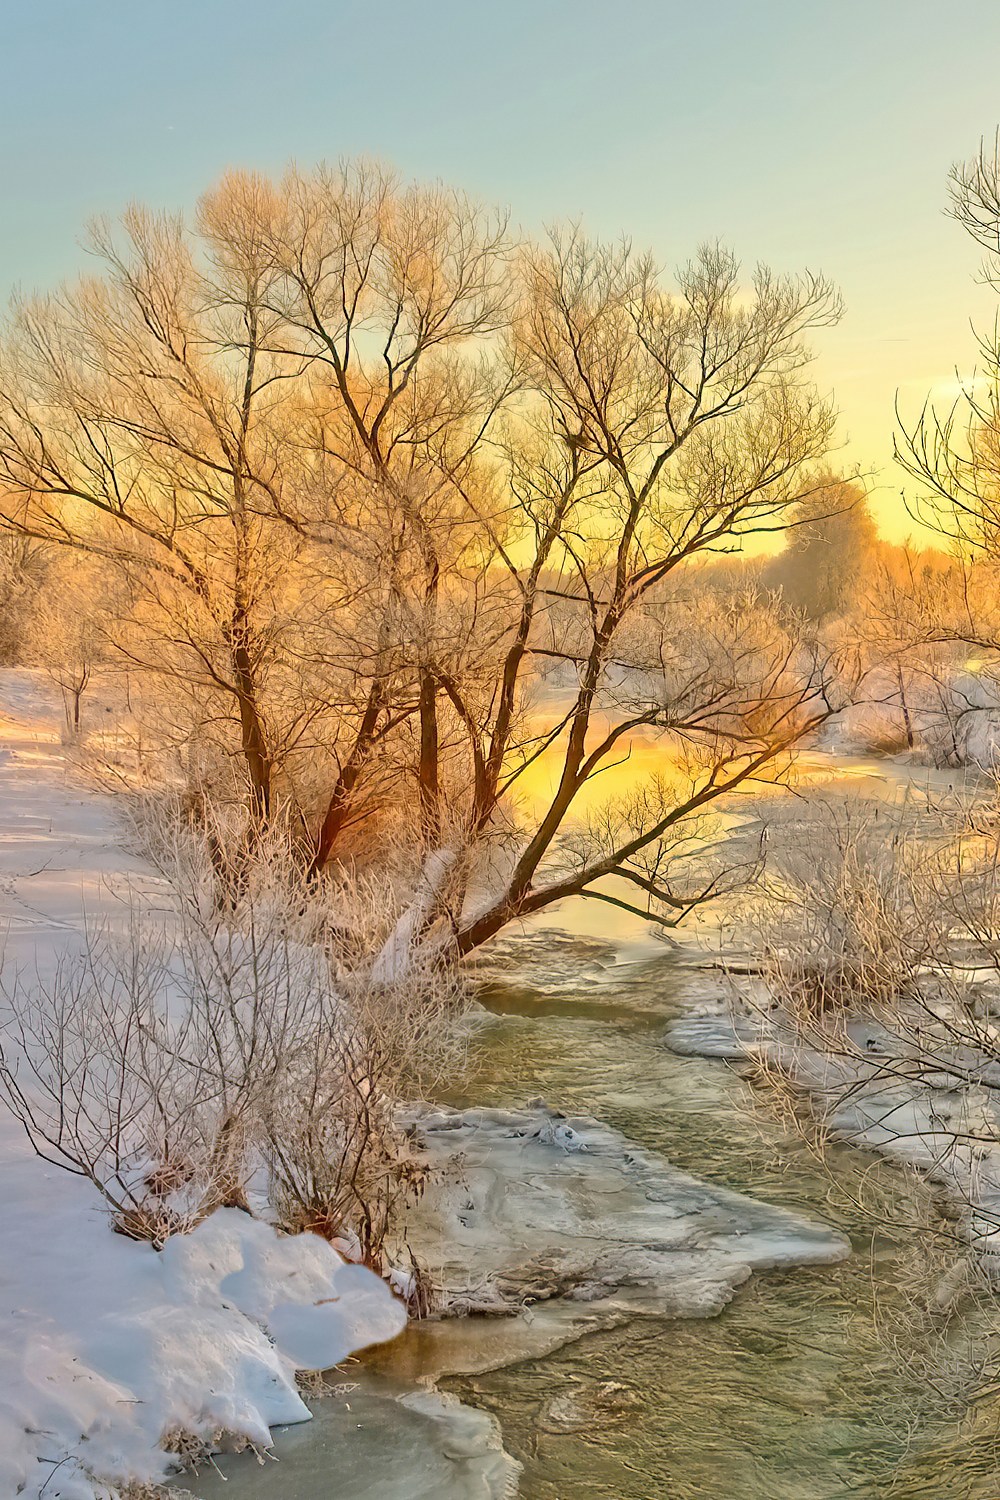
[310,686,383,876]
[417,669,440,842]
[897,661,914,750]
[227,609,271,824]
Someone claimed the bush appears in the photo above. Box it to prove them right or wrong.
[0,796,470,1267]
[743,799,942,1022]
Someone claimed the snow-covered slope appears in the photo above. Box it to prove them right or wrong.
[0,672,406,1500]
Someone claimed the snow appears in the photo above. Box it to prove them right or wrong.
[0,671,406,1500]
[390,1101,849,1376]
[189,1382,520,1500]
[371,848,457,983]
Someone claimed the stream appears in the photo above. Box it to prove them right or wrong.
[185,755,1000,1499]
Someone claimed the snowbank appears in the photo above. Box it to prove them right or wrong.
[185,1381,519,1500]
[0,672,406,1498]
[0,1194,405,1499]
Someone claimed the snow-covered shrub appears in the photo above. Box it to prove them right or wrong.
[263,962,467,1274]
[0,793,470,1264]
[132,798,470,1269]
[743,799,944,1020]
[826,654,1000,770]
[0,926,235,1247]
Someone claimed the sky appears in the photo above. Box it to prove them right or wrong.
[2,0,998,540]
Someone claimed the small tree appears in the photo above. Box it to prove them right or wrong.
[898,136,1000,555]
[0,922,226,1247]
[21,551,112,735]
[765,472,877,622]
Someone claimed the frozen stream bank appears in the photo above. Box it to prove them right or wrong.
[190,939,998,1499]
[1,669,992,1499]
[187,1049,851,1500]
[188,748,1000,1499]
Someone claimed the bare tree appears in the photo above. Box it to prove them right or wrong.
[20,550,116,735]
[0,166,845,967]
[897,135,1000,557]
[404,232,843,959]
[764,472,876,622]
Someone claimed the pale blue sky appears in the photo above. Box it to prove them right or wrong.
[3,0,998,534]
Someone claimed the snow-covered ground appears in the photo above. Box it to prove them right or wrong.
[0,672,406,1500]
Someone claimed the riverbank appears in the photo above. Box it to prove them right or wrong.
[663,745,1000,1280]
[0,673,405,1499]
[666,983,1000,1276]
[398,937,992,1499]
[4,676,994,1499]
[0,673,864,1499]
[190,923,994,1499]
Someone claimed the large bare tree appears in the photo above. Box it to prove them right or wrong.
[0,164,844,964]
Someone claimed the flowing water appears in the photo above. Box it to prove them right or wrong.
[187,755,1000,1499]
[431,955,996,1499]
